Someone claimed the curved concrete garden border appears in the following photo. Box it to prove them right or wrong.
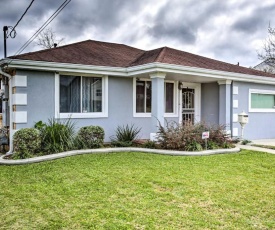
[0,147,240,165]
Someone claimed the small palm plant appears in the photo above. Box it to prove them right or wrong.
[111,124,141,147]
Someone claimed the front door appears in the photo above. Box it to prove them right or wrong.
[182,88,195,124]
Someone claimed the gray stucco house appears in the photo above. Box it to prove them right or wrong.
[1,40,275,147]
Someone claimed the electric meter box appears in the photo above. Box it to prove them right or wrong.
[238,111,249,124]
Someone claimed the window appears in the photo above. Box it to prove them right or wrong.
[135,79,176,115]
[136,80,151,113]
[60,75,103,114]
[165,82,174,113]
[251,93,275,109]
[249,89,275,112]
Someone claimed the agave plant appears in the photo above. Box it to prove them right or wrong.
[111,124,141,147]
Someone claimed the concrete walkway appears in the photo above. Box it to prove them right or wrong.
[235,138,275,155]
[0,147,240,165]
[252,139,275,147]
[236,144,275,154]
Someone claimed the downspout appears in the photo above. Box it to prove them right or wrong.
[0,69,13,155]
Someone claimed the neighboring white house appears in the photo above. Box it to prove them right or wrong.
[254,59,275,74]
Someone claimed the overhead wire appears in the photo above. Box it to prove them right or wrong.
[14,0,71,56]
[5,0,71,68]
[8,0,35,38]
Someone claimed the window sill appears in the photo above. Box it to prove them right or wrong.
[58,113,108,119]
[133,113,178,118]
[133,113,151,118]
[249,109,275,113]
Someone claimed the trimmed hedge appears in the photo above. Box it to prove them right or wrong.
[13,128,41,159]
[76,126,104,149]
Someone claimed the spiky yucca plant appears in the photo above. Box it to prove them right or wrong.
[111,124,141,147]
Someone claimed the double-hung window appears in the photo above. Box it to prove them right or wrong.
[59,75,107,118]
[135,79,177,116]
[249,89,275,112]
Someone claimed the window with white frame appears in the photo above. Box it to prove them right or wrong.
[249,89,275,112]
[135,79,176,114]
[136,80,151,113]
[165,82,174,113]
[60,75,103,113]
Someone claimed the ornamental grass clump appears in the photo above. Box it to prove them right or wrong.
[157,121,233,151]
[36,118,76,154]
[111,124,141,147]
[13,128,41,159]
[75,126,104,149]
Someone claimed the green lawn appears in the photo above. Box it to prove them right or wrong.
[1,150,275,229]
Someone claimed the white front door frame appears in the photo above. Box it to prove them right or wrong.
[179,82,201,124]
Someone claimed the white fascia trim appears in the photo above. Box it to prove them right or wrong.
[7,59,127,77]
[7,59,275,85]
[127,62,275,85]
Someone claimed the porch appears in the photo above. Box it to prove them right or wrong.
[132,71,233,140]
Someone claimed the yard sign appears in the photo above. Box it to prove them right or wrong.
[202,131,209,139]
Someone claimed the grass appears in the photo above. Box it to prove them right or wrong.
[0,150,275,229]
[252,144,275,150]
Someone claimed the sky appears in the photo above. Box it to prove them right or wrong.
[0,0,274,67]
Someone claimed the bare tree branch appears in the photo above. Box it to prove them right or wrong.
[258,26,275,71]
[35,28,64,49]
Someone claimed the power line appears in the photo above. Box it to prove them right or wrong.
[8,0,71,63]
[9,0,35,38]
[14,0,71,56]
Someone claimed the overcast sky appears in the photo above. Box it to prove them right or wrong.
[0,0,274,67]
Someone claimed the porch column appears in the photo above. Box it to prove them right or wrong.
[218,80,232,131]
[150,72,166,140]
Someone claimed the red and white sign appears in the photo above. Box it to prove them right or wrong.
[202,131,209,139]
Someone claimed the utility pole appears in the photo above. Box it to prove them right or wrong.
[3,26,8,58]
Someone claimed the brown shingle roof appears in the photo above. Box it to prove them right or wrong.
[10,40,144,67]
[131,46,275,77]
[10,39,275,78]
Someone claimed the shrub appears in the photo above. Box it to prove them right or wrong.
[37,118,76,154]
[206,140,219,150]
[111,124,141,147]
[157,121,232,151]
[75,126,104,149]
[111,141,133,147]
[142,140,157,149]
[241,139,251,145]
[185,141,203,151]
[13,128,41,159]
